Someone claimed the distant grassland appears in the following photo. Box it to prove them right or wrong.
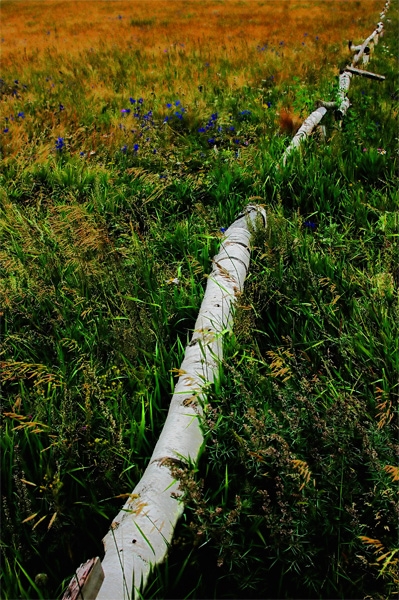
[1,0,383,161]
[1,1,398,599]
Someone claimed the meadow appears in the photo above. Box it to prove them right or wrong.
[1,0,398,598]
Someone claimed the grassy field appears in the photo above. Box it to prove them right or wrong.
[1,0,398,598]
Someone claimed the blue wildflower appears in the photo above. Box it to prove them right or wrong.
[175,100,180,106]
[121,108,131,114]
[3,128,8,133]
[304,221,315,228]
[130,98,136,104]
[198,127,205,133]
[121,145,127,153]
[138,98,143,104]
[55,137,65,151]
[167,103,172,108]
[17,112,25,118]
[133,144,139,152]
[208,138,215,144]
[80,151,85,156]
[220,228,226,233]
[229,126,235,131]
[234,139,240,144]
[218,126,222,132]
[59,104,64,111]
[211,113,218,120]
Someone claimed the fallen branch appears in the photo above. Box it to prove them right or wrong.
[316,100,338,109]
[345,65,386,81]
[93,204,266,600]
[348,41,368,53]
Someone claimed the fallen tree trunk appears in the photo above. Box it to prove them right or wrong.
[281,106,327,166]
[352,23,383,66]
[92,204,266,600]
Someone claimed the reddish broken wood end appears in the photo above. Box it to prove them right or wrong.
[62,557,104,600]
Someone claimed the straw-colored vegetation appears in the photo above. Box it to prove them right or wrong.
[1,1,397,598]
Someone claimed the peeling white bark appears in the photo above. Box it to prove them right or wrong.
[94,204,266,600]
[281,107,327,166]
[337,70,352,118]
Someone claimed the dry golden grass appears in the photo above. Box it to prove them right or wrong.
[2,0,383,70]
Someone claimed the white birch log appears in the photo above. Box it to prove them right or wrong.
[281,106,327,166]
[352,25,383,66]
[93,204,266,600]
[337,70,352,118]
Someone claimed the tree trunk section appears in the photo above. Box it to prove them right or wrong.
[95,204,266,600]
[281,107,327,166]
